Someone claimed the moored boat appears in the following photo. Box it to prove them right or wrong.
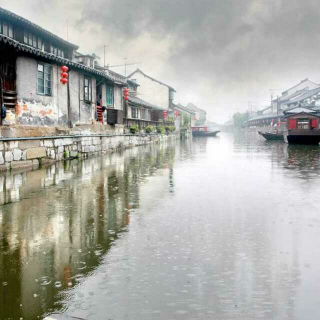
[283,107,320,145]
[258,131,284,141]
[192,126,220,137]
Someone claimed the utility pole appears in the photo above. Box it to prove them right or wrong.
[248,101,253,117]
[124,57,127,77]
[104,45,107,69]
[269,88,276,112]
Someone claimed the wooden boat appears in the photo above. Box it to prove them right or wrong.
[258,131,284,141]
[283,108,320,145]
[192,126,220,137]
[205,130,220,137]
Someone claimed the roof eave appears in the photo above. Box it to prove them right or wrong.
[0,7,78,49]
[0,34,126,84]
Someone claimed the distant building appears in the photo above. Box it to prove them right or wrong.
[172,103,196,131]
[124,79,168,131]
[271,78,320,112]
[185,103,207,125]
[127,69,176,110]
[247,78,320,128]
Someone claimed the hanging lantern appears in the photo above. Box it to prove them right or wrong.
[60,66,69,85]
[123,88,129,101]
[60,72,68,79]
[163,110,168,119]
[60,66,69,73]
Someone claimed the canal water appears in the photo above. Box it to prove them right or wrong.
[1,132,320,320]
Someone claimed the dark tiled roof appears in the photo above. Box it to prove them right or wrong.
[0,34,126,84]
[281,78,319,95]
[173,103,196,114]
[186,103,207,114]
[283,106,316,114]
[128,95,165,110]
[280,88,309,102]
[128,69,176,92]
[287,87,320,104]
[248,112,284,121]
[0,7,78,49]
[108,69,129,84]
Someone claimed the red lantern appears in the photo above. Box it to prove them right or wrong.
[163,110,168,119]
[60,72,68,79]
[123,88,129,101]
[60,66,69,85]
[175,110,179,117]
[61,66,69,73]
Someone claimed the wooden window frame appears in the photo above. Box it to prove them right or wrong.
[131,107,139,119]
[37,63,52,96]
[106,85,114,106]
[0,20,14,38]
[84,76,92,103]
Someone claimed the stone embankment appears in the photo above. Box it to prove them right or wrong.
[0,125,177,171]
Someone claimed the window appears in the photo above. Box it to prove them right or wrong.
[132,107,138,119]
[0,20,14,38]
[37,38,44,51]
[106,85,114,106]
[50,45,65,57]
[28,33,33,46]
[84,77,92,102]
[37,63,52,96]
[141,108,149,120]
[32,35,37,47]
[297,118,309,130]
[24,31,44,51]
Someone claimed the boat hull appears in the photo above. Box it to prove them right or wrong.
[283,129,320,145]
[286,135,320,145]
[258,131,284,141]
[192,130,220,137]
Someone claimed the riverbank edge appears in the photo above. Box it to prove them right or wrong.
[0,132,179,172]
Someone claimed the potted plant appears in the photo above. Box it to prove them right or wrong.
[157,125,165,135]
[130,124,138,134]
[145,125,154,134]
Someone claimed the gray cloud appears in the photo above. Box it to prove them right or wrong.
[75,0,320,121]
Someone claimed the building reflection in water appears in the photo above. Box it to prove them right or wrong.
[0,141,176,320]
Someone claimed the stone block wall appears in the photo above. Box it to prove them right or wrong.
[0,133,176,172]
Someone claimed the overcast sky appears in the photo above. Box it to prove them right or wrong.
[2,0,320,123]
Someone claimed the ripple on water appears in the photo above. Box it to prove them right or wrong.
[39,276,52,286]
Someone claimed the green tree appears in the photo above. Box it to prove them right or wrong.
[183,114,190,127]
[232,112,248,128]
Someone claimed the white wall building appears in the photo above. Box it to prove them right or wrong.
[127,69,176,110]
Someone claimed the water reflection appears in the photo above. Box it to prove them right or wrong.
[0,141,176,320]
[1,133,320,320]
[283,145,320,179]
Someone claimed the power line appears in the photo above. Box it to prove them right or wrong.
[104,62,141,68]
